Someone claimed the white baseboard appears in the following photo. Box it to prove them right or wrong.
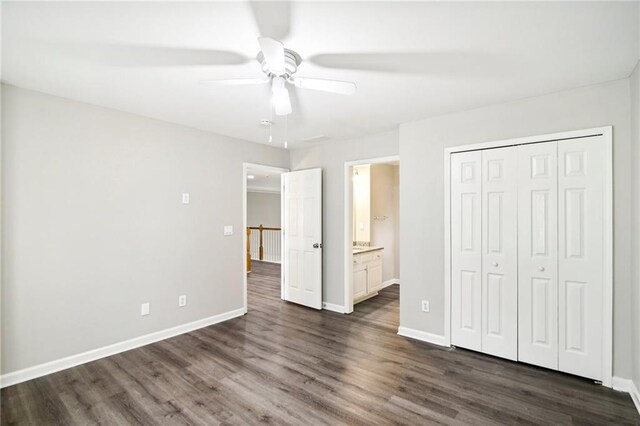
[612,376,640,415]
[322,302,345,313]
[382,278,400,289]
[0,307,245,389]
[397,326,449,348]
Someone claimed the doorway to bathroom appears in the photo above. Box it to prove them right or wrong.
[344,156,400,316]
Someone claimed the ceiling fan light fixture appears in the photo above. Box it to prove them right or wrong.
[271,76,292,116]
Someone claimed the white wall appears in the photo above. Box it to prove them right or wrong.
[353,165,371,243]
[370,164,399,283]
[1,85,289,374]
[630,60,640,392]
[399,78,633,378]
[289,131,399,306]
[247,192,280,228]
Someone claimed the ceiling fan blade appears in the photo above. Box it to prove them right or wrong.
[290,77,356,95]
[46,42,250,67]
[200,78,269,86]
[308,52,502,76]
[249,1,291,41]
[258,37,286,76]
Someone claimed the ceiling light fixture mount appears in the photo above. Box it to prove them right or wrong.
[257,49,301,79]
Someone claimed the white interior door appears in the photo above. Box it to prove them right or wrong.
[481,147,518,360]
[517,141,559,370]
[282,168,323,310]
[558,136,605,381]
[451,151,482,351]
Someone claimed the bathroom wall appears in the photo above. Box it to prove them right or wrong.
[370,164,400,283]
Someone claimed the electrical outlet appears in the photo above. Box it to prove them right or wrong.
[178,295,187,307]
[182,193,190,204]
[421,300,430,312]
[141,302,150,316]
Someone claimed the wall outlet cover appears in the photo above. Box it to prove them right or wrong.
[421,300,430,312]
[224,225,233,236]
[141,302,150,316]
[178,295,187,307]
[182,193,190,204]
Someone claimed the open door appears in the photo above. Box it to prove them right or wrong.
[282,168,323,309]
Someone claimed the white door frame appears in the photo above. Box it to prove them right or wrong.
[242,162,289,313]
[343,155,400,314]
[443,126,613,387]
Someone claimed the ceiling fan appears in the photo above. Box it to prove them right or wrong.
[55,2,493,122]
[202,37,356,116]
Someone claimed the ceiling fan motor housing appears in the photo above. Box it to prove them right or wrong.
[257,49,302,79]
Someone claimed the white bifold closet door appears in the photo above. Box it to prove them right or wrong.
[517,141,559,370]
[481,147,518,360]
[451,148,518,358]
[451,135,606,381]
[451,151,482,351]
[557,137,605,380]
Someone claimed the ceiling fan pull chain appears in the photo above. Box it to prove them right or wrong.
[284,114,288,149]
[269,106,273,143]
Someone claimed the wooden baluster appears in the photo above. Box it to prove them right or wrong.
[246,227,252,273]
[259,224,264,261]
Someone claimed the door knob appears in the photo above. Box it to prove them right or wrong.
[538,266,545,271]
[493,262,498,267]
[313,243,322,248]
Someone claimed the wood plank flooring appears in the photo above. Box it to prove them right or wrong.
[2,261,639,425]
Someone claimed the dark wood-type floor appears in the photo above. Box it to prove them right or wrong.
[2,260,639,425]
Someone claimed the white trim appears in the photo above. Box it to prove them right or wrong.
[247,187,281,194]
[0,308,245,389]
[443,126,613,386]
[444,126,610,154]
[343,155,399,315]
[601,127,614,388]
[322,302,346,313]
[612,377,640,415]
[397,326,450,348]
[382,278,399,289]
[443,148,452,347]
[242,162,289,311]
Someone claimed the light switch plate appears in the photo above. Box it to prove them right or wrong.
[224,225,233,236]
[182,193,190,204]
[141,302,150,316]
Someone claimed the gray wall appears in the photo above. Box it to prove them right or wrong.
[399,78,633,378]
[630,61,640,391]
[370,164,399,282]
[1,85,289,374]
[247,192,281,228]
[289,131,399,305]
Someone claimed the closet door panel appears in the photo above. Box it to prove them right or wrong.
[518,141,559,370]
[558,136,605,381]
[481,147,518,360]
[451,151,482,351]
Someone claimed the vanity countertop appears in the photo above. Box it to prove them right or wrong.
[353,246,384,255]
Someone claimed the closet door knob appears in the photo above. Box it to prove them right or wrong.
[493,262,498,267]
[538,266,545,272]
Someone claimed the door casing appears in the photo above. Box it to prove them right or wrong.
[343,155,400,314]
[242,162,289,313]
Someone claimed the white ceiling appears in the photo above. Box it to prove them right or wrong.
[247,166,282,193]
[3,2,639,149]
